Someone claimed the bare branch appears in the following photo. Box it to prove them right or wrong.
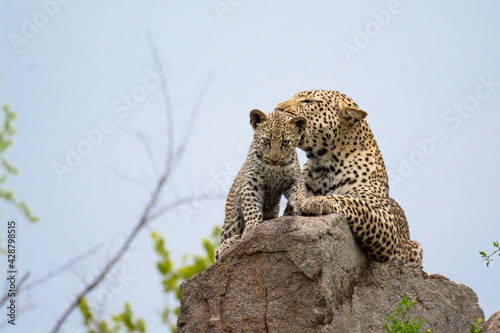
[49,178,199,332]
[107,164,153,194]
[51,206,151,332]
[49,31,214,333]
[114,124,164,177]
[170,69,215,173]
[148,193,225,223]
[136,130,161,176]
[0,272,30,307]
[22,243,103,294]
[0,295,34,329]
[146,28,175,170]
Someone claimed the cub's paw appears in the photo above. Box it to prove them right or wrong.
[215,235,241,260]
[283,200,303,216]
[283,202,294,216]
[301,196,335,216]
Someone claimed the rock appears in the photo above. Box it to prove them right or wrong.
[484,310,500,332]
[177,214,484,332]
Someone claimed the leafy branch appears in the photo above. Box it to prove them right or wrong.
[479,241,500,267]
[50,32,214,333]
[384,294,431,333]
[0,104,38,223]
[152,226,219,331]
[79,299,146,333]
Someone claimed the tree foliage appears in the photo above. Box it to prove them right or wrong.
[77,226,220,333]
[384,294,431,333]
[0,103,38,223]
[79,299,146,333]
[384,294,483,333]
[479,241,500,267]
[152,226,219,331]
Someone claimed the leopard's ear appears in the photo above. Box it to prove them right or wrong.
[339,100,367,126]
[249,109,268,130]
[289,116,307,136]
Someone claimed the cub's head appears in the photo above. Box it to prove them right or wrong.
[274,90,367,149]
[249,109,307,168]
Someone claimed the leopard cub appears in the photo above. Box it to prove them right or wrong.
[215,109,307,260]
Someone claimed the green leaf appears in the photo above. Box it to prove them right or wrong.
[0,101,39,226]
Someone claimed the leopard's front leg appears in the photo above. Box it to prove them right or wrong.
[216,234,241,260]
[301,196,337,216]
[300,195,398,262]
[283,165,306,216]
[240,183,264,236]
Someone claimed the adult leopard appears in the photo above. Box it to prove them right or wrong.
[275,90,422,264]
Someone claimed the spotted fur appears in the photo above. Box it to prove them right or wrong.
[215,110,307,260]
[276,90,423,264]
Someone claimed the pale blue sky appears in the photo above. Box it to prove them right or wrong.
[1,1,500,332]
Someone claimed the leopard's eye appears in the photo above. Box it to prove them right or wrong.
[282,139,290,147]
[263,138,271,145]
[302,99,314,104]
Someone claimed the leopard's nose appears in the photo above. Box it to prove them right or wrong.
[274,107,283,112]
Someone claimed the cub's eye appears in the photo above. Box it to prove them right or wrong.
[263,138,271,145]
[282,140,290,147]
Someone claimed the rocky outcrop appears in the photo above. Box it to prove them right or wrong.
[484,310,500,333]
[177,214,484,332]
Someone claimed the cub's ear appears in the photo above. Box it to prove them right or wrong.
[289,116,307,135]
[249,109,268,130]
[339,100,367,126]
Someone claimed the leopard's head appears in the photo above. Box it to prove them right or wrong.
[249,109,306,168]
[274,90,367,150]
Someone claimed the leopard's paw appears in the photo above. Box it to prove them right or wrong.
[301,196,335,216]
[215,235,241,260]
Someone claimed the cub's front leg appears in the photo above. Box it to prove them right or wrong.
[240,183,264,236]
[216,234,241,260]
[284,176,306,216]
[283,161,306,216]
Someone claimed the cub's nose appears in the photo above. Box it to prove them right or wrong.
[274,107,283,112]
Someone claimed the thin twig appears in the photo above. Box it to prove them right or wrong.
[170,69,215,173]
[114,124,163,177]
[148,194,225,223]
[136,130,161,176]
[22,243,103,294]
[107,165,153,194]
[146,28,175,172]
[49,31,213,333]
[482,248,500,262]
[0,272,30,307]
[50,185,161,333]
